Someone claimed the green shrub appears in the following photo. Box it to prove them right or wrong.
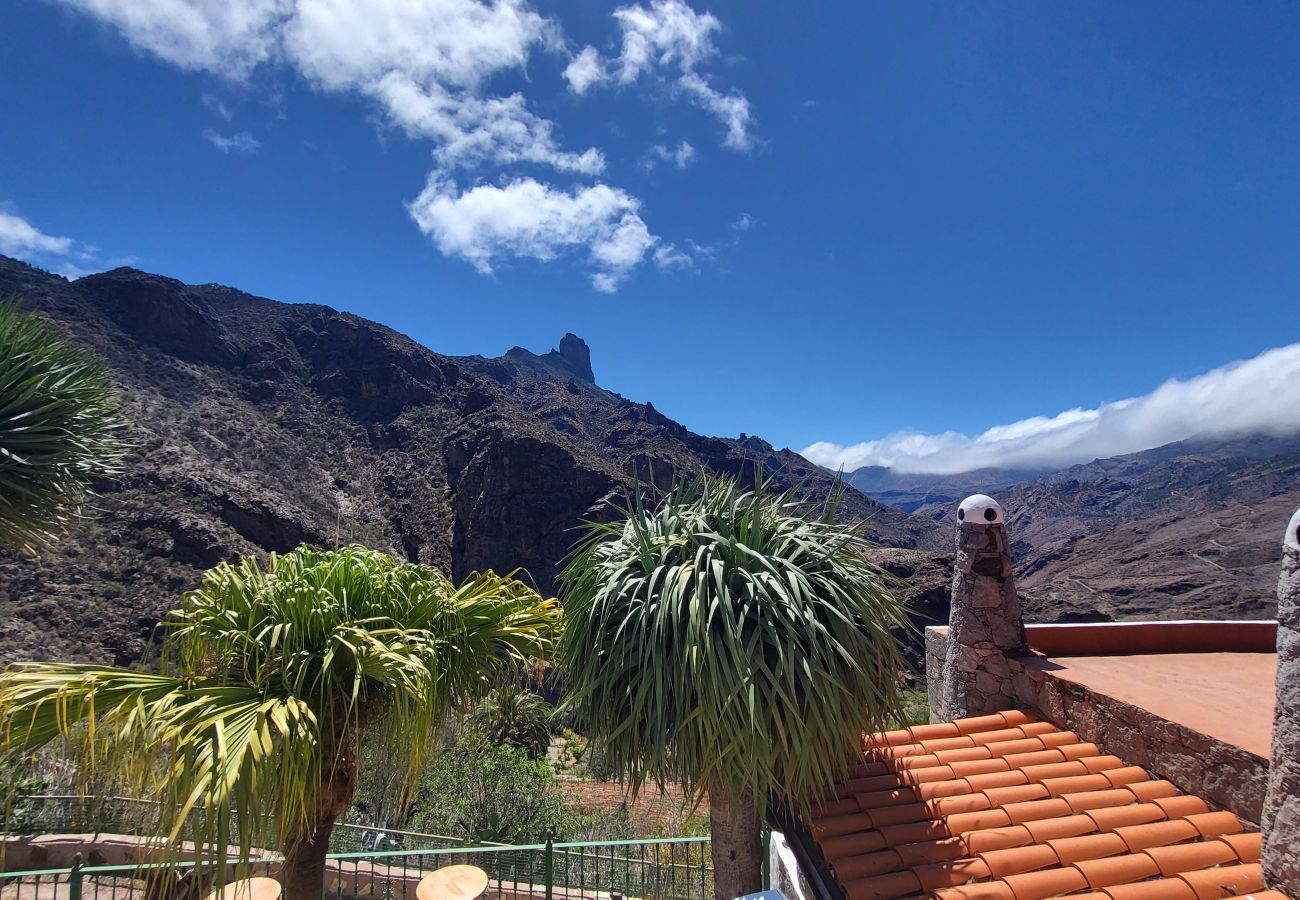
[410,731,577,843]
[0,759,51,833]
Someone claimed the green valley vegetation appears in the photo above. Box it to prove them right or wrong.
[408,729,576,844]
[0,545,560,900]
[0,299,127,549]
[557,473,912,899]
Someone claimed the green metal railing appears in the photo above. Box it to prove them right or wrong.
[3,796,472,853]
[0,837,714,898]
[1,797,715,898]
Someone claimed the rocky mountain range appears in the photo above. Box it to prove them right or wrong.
[0,255,942,665]
[3,252,1295,671]
[849,433,1300,654]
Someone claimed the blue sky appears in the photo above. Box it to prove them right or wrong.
[3,0,1300,473]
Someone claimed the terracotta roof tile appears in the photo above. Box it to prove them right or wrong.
[1086,803,1169,831]
[1125,781,1181,802]
[822,830,889,858]
[802,710,1274,900]
[1065,788,1152,813]
[843,870,922,900]
[981,785,1051,806]
[1058,742,1103,761]
[878,820,951,847]
[1074,853,1162,888]
[935,747,997,765]
[1147,796,1208,820]
[1022,814,1098,842]
[962,825,1035,854]
[833,850,905,882]
[1144,841,1238,876]
[1001,866,1090,900]
[1102,877,1199,900]
[1113,819,1201,852]
[1002,798,1075,825]
[956,715,1011,735]
[944,809,1015,834]
[1001,749,1069,769]
[950,758,1015,778]
[894,838,967,867]
[914,857,992,890]
[1046,832,1128,863]
[1080,755,1127,773]
[1183,811,1244,838]
[1213,831,1263,863]
[1176,863,1265,900]
[934,881,1016,900]
[977,844,1061,877]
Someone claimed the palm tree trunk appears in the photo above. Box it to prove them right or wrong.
[708,786,762,900]
[282,726,359,900]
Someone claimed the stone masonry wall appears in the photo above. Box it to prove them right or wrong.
[1263,508,1300,890]
[927,626,1269,823]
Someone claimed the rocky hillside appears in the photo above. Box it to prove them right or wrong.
[0,256,943,665]
[856,435,1300,641]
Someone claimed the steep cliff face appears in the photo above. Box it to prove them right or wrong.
[0,256,944,665]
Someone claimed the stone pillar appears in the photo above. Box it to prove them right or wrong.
[936,494,1031,721]
[1263,506,1300,891]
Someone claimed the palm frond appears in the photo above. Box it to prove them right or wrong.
[0,300,129,550]
[558,472,910,815]
[0,545,561,870]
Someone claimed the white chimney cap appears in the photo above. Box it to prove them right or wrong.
[1286,507,1300,552]
[958,494,1005,525]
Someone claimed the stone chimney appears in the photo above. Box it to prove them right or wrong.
[1263,505,1300,891]
[934,494,1031,721]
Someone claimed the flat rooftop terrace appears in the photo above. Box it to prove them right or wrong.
[1024,620,1278,761]
[927,619,1279,820]
[1042,651,1275,758]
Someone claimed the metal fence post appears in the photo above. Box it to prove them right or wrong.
[69,852,83,900]
[543,833,554,900]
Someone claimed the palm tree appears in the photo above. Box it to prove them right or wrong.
[0,300,127,549]
[469,683,555,759]
[0,544,560,900]
[558,474,910,899]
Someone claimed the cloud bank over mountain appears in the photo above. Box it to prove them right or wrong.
[803,343,1300,475]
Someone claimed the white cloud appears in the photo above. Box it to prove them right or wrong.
[679,72,753,151]
[408,176,659,291]
[202,128,261,153]
[567,0,755,152]
[648,139,695,169]
[802,344,1300,475]
[652,243,692,270]
[731,212,754,231]
[61,0,289,76]
[564,45,606,95]
[371,76,604,174]
[50,0,752,291]
[0,210,115,278]
[55,0,595,175]
[0,211,76,258]
[613,0,719,82]
[283,0,552,90]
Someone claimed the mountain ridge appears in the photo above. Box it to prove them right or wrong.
[0,255,943,664]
